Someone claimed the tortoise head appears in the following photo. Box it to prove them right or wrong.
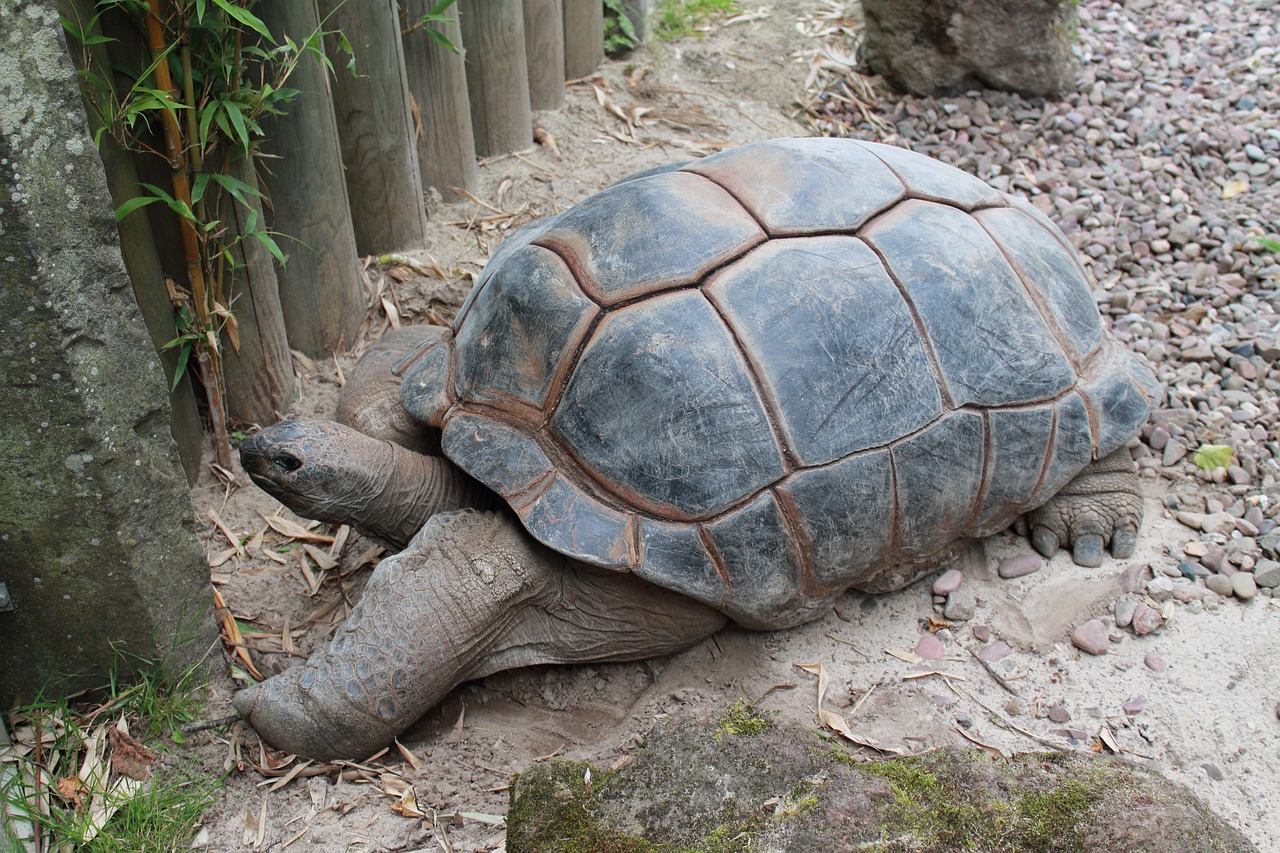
[240,420,391,526]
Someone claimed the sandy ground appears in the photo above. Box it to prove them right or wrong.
[191,4,1280,851]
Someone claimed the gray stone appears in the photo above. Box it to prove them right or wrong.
[1114,599,1137,628]
[1231,573,1258,601]
[1144,651,1167,673]
[861,0,1076,98]
[1205,574,1235,597]
[0,0,215,705]
[1146,576,1176,602]
[944,590,976,621]
[507,713,1258,852]
[1252,560,1280,589]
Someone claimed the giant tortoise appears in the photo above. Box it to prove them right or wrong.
[234,137,1158,759]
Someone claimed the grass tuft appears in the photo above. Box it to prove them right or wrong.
[653,0,741,41]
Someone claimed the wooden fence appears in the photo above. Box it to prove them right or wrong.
[67,0,611,476]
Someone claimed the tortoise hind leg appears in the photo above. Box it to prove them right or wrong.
[1027,449,1142,568]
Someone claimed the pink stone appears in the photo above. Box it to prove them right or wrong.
[1122,695,1147,715]
[1071,619,1111,655]
[915,633,946,661]
[932,568,964,596]
[1131,603,1163,635]
[998,553,1042,579]
[977,640,1012,663]
[1144,651,1167,672]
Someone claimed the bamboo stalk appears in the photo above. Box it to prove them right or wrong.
[143,0,232,467]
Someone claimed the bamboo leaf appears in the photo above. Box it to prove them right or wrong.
[191,172,213,206]
[210,171,263,205]
[252,230,286,265]
[114,194,163,221]
[425,27,461,54]
[223,101,250,151]
[170,342,192,391]
[211,0,272,41]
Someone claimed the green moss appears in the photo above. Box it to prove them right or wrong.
[715,699,773,738]
[1012,779,1097,850]
[507,761,652,853]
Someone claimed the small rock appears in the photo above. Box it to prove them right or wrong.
[1205,574,1235,597]
[1005,697,1024,716]
[1252,559,1280,589]
[1118,563,1147,594]
[1144,651,1167,673]
[1147,426,1170,450]
[1202,763,1225,782]
[997,553,1042,579]
[915,633,945,661]
[933,568,964,596]
[1131,603,1163,635]
[1183,541,1209,558]
[971,624,991,642]
[944,590,976,621]
[1231,573,1257,601]
[1146,576,1176,602]
[1175,510,1206,531]
[1047,702,1071,724]
[1114,599,1137,628]
[1162,440,1188,466]
[978,640,1012,663]
[1177,561,1208,579]
[1122,695,1147,715]
[1071,619,1111,655]
[1173,584,1204,604]
[1200,546,1227,572]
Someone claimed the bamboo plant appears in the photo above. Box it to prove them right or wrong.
[61,0,349,467]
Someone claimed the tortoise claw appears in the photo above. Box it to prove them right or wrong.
[1072,533,1104,568]
[1110,524,1137,559]
[1031,525,1060,559]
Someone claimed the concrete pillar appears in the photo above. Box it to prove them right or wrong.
[0,0,217,704]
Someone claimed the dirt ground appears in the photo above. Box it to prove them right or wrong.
[190,4,1280,851]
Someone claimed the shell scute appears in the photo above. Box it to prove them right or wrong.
[863,200,1077,407]
[534,170,764,306]
[551,290,783,518]
[453,244,597,410]
[683,137,905,235]
[707,235,941,466]
[890,411,987,559]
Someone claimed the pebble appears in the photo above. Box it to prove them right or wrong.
[1146,576,1176,602]
[977,640,1012,663]
[1114,599,1137,628]
[1252,559,1280,589]
[997,553,1042,579]
[944,590,976,621]
[1202,764,1225,782]
[971,624,991,642]
[1205,574,1235,597]
[1046,703,1071,724]
[915,633,945,661]
[1144,651,1167,673]
[1131,603,1163,635]
[1200,546,1227,573]
[1071,619,1111,656]
[1122,695,1147,715]
[932,569,964,596]
[1231,573,1258,601]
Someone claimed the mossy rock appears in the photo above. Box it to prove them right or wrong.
[506,710,1257,852]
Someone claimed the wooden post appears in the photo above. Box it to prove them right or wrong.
[562,0,602,80]
[459,0,533,157]
[523,0,565,110]
[220,156,295,426]
[401,1,480,200]
[60,0,203,481]
[317,0,428,254]
[257,1,365,358]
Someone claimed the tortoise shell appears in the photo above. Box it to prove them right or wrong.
[400,138,1157,629]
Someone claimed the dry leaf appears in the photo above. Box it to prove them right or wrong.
[1222,178,1249,198]
[108,724,157,780]
[258,513,336,543]
[795,663,900,754]
[884,648,922,664]
[56,775,84,809]
[381,294,401,329]
[533,126,560,155]
[213,586,264,680]
[302,544,338,571]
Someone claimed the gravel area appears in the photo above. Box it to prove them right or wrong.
[810,0,1280,565]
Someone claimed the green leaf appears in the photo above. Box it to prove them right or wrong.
[210,171,263,206]
[170,341,192,391]
[114,194,163,221]
[191,171,212,206]
[1192,444,1232,471]
[222,100,250,150]
[211,0,272,41]
[252,230,286,265]
[1255,236,1280,253]
[424,26,461,54]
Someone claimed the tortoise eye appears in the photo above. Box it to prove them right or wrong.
[273,453,303,473]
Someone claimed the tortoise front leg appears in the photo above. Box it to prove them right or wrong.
[233,509,726,760]
[1027,448,1143,568]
